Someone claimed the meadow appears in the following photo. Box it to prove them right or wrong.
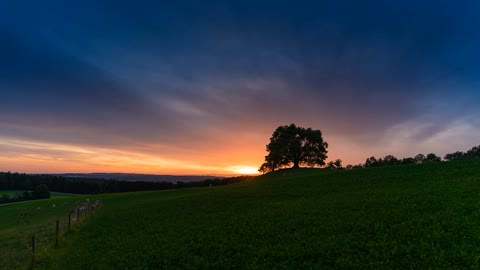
[0,191,78,198]
[0,192,95,269]
[3,159,480,269]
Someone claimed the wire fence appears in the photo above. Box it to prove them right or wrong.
[0,198,101,269]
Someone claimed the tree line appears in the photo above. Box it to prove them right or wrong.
[326,145,480,170]
[0,184,51,204]
[0,172,254,196]
[260,124,480,172]
[341,144,480,169]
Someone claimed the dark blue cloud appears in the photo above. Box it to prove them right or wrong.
[1,0,480,158]
[0,27,179,145]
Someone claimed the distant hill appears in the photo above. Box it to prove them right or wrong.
[55,173,222,183]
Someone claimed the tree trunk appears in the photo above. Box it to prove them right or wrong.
[293,160,299,168]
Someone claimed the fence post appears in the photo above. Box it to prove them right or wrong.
[32,235,36,254]
[68,211,72,232]
[31,235,36,266]
[55,220,59,247]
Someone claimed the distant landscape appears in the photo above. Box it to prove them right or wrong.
[55,173,223,183]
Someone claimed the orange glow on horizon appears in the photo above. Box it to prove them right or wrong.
[0,136,266,175]
[234,166,259,175]
[0,132,395,176]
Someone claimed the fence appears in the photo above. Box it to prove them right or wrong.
[0,198,101,270]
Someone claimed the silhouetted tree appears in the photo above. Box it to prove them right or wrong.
[1,194,9,203]
[365,157,379,167]
[425,153,441,162]
[353,163,364,169]
[401,157,416,165]
[23,191,32,200]
[444,151,465,161]
[326,161,336,169]
[259,124,328,173]
[415,154,426,164]
[383,155,400,166]
[326,159,343,169]
[466,145,480,159]
[377,158,385,166]
[259,160,278,174]
[32,184,50,199]
[333,159,343,169]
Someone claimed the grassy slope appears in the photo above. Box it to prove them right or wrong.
[0,193,91,270]
[21,160,480,268]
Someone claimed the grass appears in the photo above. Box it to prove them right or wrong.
[4,159,480,269]
[0,190,78,198]
[0,193,95,270]
[0,191,79,207]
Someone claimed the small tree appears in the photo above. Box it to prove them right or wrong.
[32,184,51,199]
[402,157,416,165]
[333,159,343,169]
[425,153,441,162]
[0,194,10,203]
[365,157,378,167]
[259,124,328,173]
[23,191,32,200]
[466,145,480,158]
[415,154,426,164]
[326,159,342,169]
[444,151,465,161]
[326,161,336,169]
[383,155,400,166]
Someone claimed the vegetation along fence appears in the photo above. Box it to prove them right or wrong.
[0,198,101,269]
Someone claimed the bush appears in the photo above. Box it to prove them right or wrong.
[32,184,51,199]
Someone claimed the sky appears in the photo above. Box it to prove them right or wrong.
[1,1,480,175]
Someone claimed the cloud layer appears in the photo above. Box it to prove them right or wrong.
[1,1,480,173]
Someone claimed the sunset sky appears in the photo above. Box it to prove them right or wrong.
[1,1,480,175]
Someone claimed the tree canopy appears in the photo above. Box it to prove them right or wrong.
[326,159,343,169]
[32,184,51,199]
[259,124,328,173]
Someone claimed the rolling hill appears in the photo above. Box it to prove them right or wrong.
[4,159,480,269]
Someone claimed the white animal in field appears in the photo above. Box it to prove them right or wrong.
[51,204,56,208]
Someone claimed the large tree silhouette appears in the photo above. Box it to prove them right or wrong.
[259,124,328,173]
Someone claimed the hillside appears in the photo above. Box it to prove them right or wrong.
[0,192,92,269]
[5,160,480,269]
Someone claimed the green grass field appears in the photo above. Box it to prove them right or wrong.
[0,191,79,208]
[0,190,78,198]
[3,160,480,269]
[0,192,93,270]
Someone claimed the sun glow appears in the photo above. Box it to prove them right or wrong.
[235,166,259,175]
